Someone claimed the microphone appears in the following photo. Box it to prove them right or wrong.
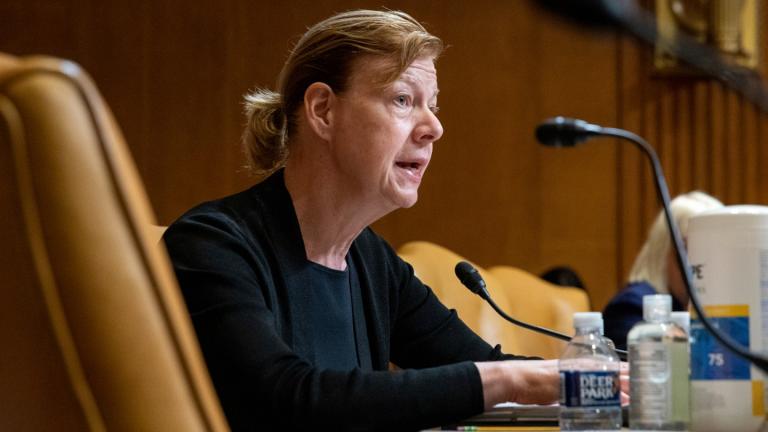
[455,261,628,360]
[535,117,768,373]
[535,117,602,147]
[455,261,489,299]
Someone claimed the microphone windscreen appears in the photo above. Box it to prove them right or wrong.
[455,261,486,295]
[536,122,565,147]
[535,117,578,147]
[535,117,603,147]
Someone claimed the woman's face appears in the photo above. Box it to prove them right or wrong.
[328,55,444,211]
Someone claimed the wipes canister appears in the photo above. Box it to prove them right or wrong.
[687,205,768,431]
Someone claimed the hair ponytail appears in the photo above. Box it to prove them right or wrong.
[241,89,288,174]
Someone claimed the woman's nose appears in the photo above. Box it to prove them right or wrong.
[414,108,444,144]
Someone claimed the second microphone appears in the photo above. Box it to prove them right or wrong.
[454,261,628,360]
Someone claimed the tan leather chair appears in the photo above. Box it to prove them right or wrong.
[487,265,590,358]
[0,54,228,431]
[397,241,523,355]
[398,241,591,359]
[150,224,168,244]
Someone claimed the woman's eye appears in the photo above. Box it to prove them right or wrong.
[430,106,440,115]
[395,95,410,106]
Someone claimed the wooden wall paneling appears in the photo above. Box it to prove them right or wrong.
[0,0,253,224]
[692,81,710,192]
[222,1,328,193]
[658,81,677,194]
[758,2,768,205]
[535,19,619,310]
[743,103,759,203]
[446,0,542,270]
[73,1,156,215]
[139,2,238,223]
[0,1,79,59]
[675,84,692,194]
[640,66,659,232]
[709,83,726,201]
[760,112,768,204]
[725,91,742,203]
[641,89,656,273]
[616,35,646,291]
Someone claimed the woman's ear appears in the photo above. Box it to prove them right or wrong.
[303,82,335,141]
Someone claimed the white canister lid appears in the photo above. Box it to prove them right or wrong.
[689,205,768,233]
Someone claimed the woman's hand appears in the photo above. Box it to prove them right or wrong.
[620,361,630,405]
[475,360,560,409]
[476,359,630,410]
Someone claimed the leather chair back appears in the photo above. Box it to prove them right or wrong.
[0,54,228,431]
[397,241,591,359]
[487,265,590,358]
[397,241,523,355]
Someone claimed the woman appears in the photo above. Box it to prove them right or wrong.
[164,10,559,430]
[603,191,723,350]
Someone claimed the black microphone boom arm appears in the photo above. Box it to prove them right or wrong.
[454,261,628,360]
[536,116,768,373]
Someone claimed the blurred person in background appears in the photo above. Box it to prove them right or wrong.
[603,191,723,350]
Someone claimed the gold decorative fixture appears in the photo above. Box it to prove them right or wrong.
[655,0,759,73]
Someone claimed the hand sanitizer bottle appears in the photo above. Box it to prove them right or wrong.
[628,295,690,430]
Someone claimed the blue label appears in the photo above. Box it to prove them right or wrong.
[691,316,750,380]
[559,371,620,407]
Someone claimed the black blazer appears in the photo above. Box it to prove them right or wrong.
[164,169,524,431]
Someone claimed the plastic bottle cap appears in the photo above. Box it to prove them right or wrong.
[573,312,603,330]
[670,311,690,334]
[643,294,671,322]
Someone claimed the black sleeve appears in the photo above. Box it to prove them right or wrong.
[164,213,488,431]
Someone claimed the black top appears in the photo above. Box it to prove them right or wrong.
[602,281,685,350]
[301,261,359,370]
[164,169,528,431]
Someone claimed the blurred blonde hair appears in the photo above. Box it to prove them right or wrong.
[242,9,444,175]
[628,191,723,293]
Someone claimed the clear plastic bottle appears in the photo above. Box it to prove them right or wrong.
[598,320,617,351]
[670,311,690,337]
[559,312,622,431]
[669,311,691,431]
[628,295,690,431]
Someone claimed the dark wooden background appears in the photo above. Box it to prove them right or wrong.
[3,0,766,309]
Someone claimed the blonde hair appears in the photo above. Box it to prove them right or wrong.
[628,191,723,293]
[242,9,444,175]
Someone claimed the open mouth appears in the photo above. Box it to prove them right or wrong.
[395,161,422,171]
[394,159,427,183]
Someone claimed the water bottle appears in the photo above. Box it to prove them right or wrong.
[559,312,622,431]
[597,319,617,351]
[627,295,689,431]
